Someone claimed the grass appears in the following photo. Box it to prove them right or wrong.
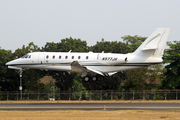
[0,110,179,120]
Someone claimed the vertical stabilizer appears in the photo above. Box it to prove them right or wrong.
[133,28,170,58]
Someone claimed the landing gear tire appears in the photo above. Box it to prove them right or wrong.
[92,77,97,81]
[84,77,89,81]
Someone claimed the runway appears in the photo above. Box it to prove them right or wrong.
[1,103,180,110]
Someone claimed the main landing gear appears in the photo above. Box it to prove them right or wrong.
[84,76,97,81]
[84,77,89,81]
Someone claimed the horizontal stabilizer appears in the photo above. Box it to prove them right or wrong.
[141,47,158,51]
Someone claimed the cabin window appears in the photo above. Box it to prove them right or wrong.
[65,56,68,59]
[72,56,74,59]
[86,56,88,59]
[46,55,49,59]
[78,56,81,59]
[28,55,31,58]
[53,55,55,59]
[59,55,61,59]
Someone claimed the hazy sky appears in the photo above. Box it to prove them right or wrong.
[0,0,180,52]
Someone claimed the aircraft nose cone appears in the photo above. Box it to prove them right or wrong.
[6,61,10,66]
[6,60,15,66]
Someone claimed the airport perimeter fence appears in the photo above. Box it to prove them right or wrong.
[0,90,180,101]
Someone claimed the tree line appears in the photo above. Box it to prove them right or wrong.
[0,36,179,92]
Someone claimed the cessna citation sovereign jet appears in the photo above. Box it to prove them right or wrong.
[6,28,170,81]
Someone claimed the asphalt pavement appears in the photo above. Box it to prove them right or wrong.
[1,103,180,110]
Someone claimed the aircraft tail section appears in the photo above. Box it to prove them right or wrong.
[133,28,170,58]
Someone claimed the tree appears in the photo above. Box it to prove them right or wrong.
[120,67,148,90]
[161,41,180,89]
[22,69,43,91]
[91,39,129,53]
[122,35,147,52]
[13,42,40,58]
[121,64,164,90]
[72,73,85,91]
[58,37,89,52]
[0,48,19,91]
[41,42,58,52]
[42,37,90,52]
[49,71,74,91]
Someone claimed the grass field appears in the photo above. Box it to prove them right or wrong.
[0,110,180,120]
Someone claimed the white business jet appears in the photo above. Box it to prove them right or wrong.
[6,28,170,81]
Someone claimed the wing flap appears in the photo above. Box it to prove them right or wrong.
[71,61,104,76]
[71,61,86,73]
[86,67,104,76]
[107,72,117,76]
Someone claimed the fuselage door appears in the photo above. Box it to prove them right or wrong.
[97,53,100,59]
[38,53,45,64]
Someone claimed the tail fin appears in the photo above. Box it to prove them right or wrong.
[133,28,170,58]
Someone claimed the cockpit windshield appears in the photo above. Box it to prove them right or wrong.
[21,54,31,58]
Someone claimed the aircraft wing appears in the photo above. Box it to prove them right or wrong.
[71,61,104,77]
[86,67,104,76]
